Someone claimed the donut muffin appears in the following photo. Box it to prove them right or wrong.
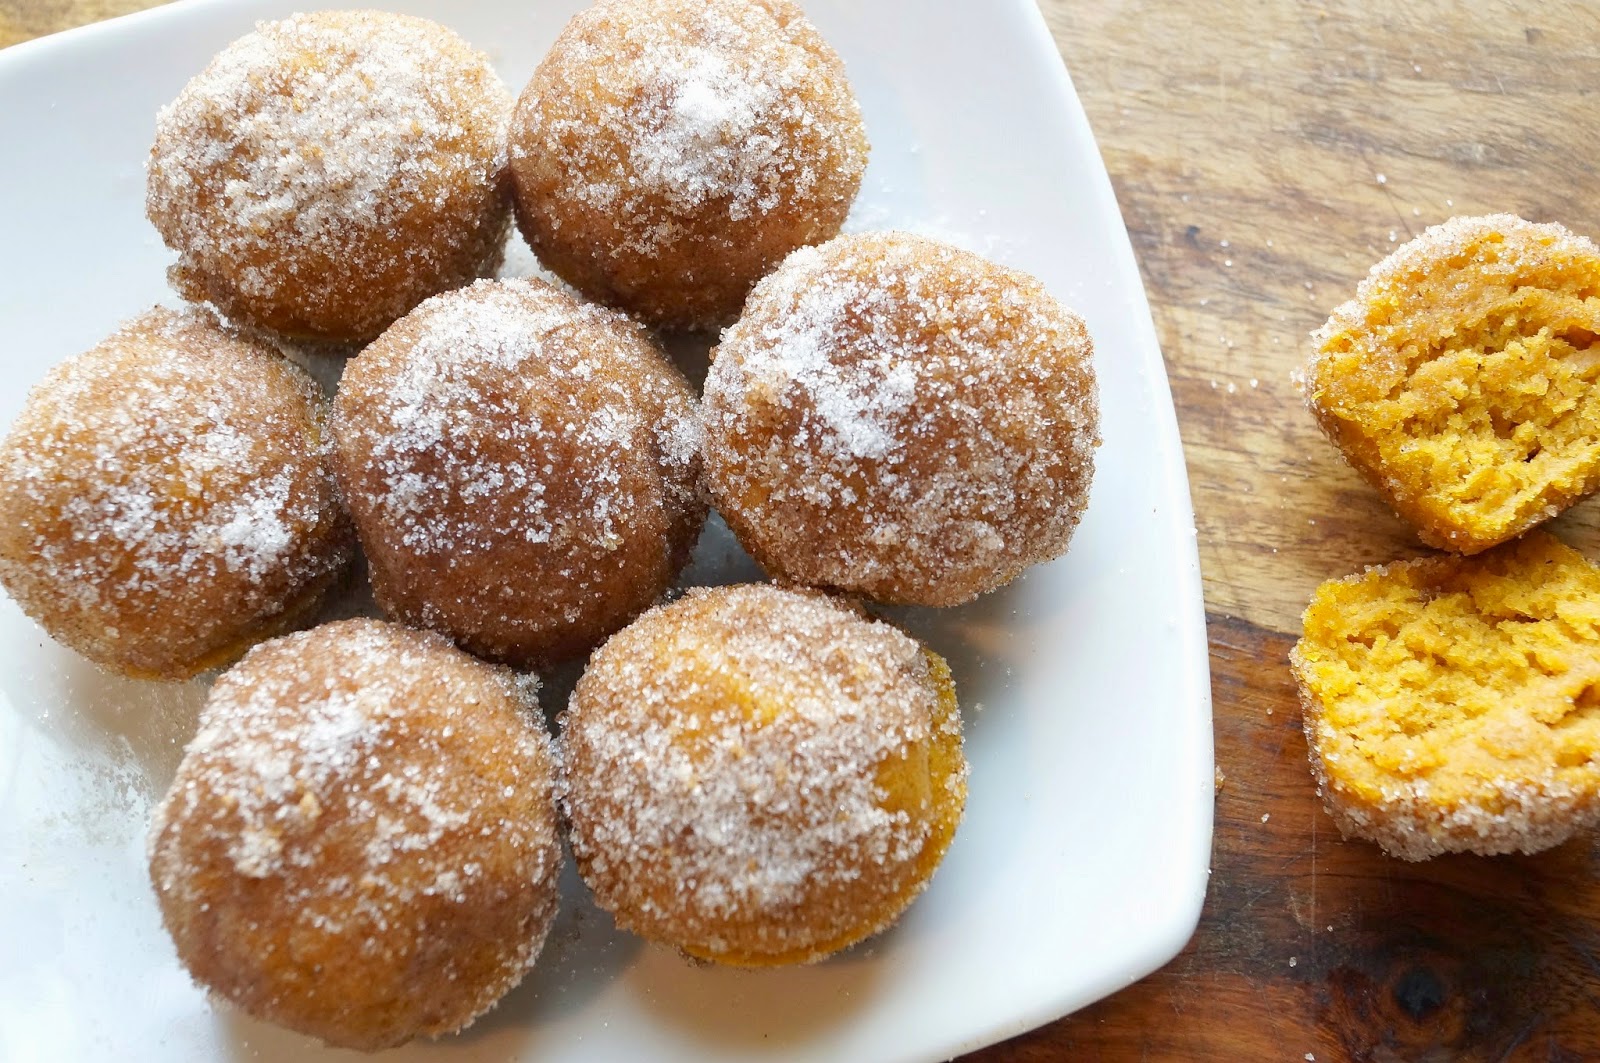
[1292,531,1600,860]
[148,11,512,343]
[560,584,968,966]
[509,0,868,331]
[331,278,706,666]
[148,618,563,1050]
[0,307,352,680]
[1308,214,1600,554]
[703,231,1099,606]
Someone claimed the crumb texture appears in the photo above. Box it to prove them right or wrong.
[148,10,512,342]
[703,231,1099,606]
[0,307,352,679]
[559,584,967,966]
[1292,531,1600,859]
[147,618,561,1050]
[1308,214,1600,553]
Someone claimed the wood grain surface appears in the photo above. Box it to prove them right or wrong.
[0,0,160,46]
[1012,1,1600,1059]
[9,1,1600,1059]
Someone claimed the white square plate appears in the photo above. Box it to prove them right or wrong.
[0,1,1213,1060]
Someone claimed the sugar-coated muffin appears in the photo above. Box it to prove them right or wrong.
[1291,531,1600,860]
[148,618,563,1050]
[508,0,867,331]
[148,11,512,343]
[703,231,1099,606]
[560,583,967,966]
[1307,214,1600,554]
[0,307,352,680]
[331,278,706,667]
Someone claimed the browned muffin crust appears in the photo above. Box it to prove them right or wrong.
[0,307,352,680]
[148,618,563,1050]
[560,584,967,966]
[703,231,1099,606]
[148,11,512,343]
[508,0,867,330]
[332,278,706,667]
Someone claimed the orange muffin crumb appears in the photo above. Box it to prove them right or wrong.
[1291,531,1600,860]
[1307,214,1600,554]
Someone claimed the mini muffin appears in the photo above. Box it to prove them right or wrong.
[508,0,867,331]
[703,231,1099,607]
[0,308,352,680]
[1291,531,1600,860]
[1307,214,1600,554]
[147,11,512,343]
[148,618,563,1051]
[331,278,706,667]
[560,583,968,966]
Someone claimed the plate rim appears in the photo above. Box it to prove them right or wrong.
[0,0,1216,1057]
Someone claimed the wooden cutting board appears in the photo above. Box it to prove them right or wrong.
[996,2,1600,1059]
[9,1,1600,1058]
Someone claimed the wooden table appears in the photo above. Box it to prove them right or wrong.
[10,1,1600,1059]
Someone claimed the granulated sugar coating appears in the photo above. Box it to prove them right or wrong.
[560,584,968,966]
[0,307,352,680]
[147,11,512,344]
[704,231,1099,606]
[148,618,562,1051]
[1308,214,1600,554]
[508,0,867,331]
[331,277,707,667]
[1292,532,1600,860]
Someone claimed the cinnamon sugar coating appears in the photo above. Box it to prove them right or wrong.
[703,231,1099,606]
[147,11,512,343]
[508,0,867,331]
[331,278,707,667]
[148,619,562,1051]
[0,307,352,680]
[559,584,967,966]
